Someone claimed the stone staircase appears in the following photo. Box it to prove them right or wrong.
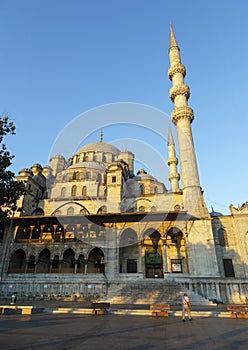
[99,279,212,305]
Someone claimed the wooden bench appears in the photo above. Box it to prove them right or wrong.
[0,305,35,315]
[150,303,170,317]
[91,302,110,315]
[227,305,248,319]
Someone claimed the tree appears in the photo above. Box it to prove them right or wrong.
[0,115,26,221]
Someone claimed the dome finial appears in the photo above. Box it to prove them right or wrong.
[100,131,103,142]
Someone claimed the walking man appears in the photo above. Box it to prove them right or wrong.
[182,292,192,322]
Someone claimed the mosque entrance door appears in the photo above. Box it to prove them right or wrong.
[145,249,163,278]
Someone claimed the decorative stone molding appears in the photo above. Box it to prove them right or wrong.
[167,156,178,166]
[169,84,190,102]
[230,202,248,214]
[171,106,194,124]
[168,63,186,80]
[168,172,180,181]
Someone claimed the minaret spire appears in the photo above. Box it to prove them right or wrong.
[168,26,209,217]
[167,124,180,193]
[100,131,103,142]
[169,23,179,51]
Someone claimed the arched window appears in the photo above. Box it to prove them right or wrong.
[67,207,74,215]
[80,207,89,215]
[139,205,145,212]
[85,171,91,180]
[61,187,66,197]
[42,225,54,240]
[31,208,44,216]
[97,206,107,214]
[65,224,77,241]
[55,225,64,241]
[31,225,41,240]
[15,226,30,241]
[154,186,158,194]
[71,185,77,196]
[82,186,87,197]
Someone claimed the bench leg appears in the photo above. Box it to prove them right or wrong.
[22,309,32,315]
[92,309,107,315]
[152,311,168,317]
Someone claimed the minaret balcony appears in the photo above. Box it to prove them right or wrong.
[168,63,186,80]
[169,84,190,102]
[171,106,194,124]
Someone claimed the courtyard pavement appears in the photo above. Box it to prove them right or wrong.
[0,302,247,349]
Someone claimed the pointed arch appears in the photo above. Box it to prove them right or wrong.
[67,207,74,215]
[31,208,44,216]
[61,187,66,197]
[36,249,50,273]
[71,185,77,197]
[31,225,41,240]
[88,248,105,273]
[61,248,75,273]
[119,229,138,274]
[8,249,26,273]
[97,205,107,214]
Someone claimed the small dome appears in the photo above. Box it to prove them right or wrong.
[68,161,106,171]
[210,211,223,217]
[76,142,120,155]
[134,173,158,181]
[18,168,33,176]
[210,206,223,217]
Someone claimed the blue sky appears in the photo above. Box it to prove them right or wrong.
[0,0,248,214]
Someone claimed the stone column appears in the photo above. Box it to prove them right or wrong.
[162,239,168,274]
[138,242,143,273]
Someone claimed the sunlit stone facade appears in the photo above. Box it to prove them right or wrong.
[0,26,248,304]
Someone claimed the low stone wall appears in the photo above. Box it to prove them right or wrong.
[170,276,248,304]
[0,274,107,300]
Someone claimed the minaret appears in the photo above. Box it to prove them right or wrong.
[168,24,209,217]
[167,124,180,193]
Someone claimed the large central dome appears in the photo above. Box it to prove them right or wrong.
[76,141,120,155]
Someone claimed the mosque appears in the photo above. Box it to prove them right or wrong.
[0,26,247,304]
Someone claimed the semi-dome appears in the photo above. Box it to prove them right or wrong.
[76,142,120,155]
[68,161,106,171]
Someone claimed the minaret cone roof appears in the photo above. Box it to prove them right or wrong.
[169,23,179,50]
